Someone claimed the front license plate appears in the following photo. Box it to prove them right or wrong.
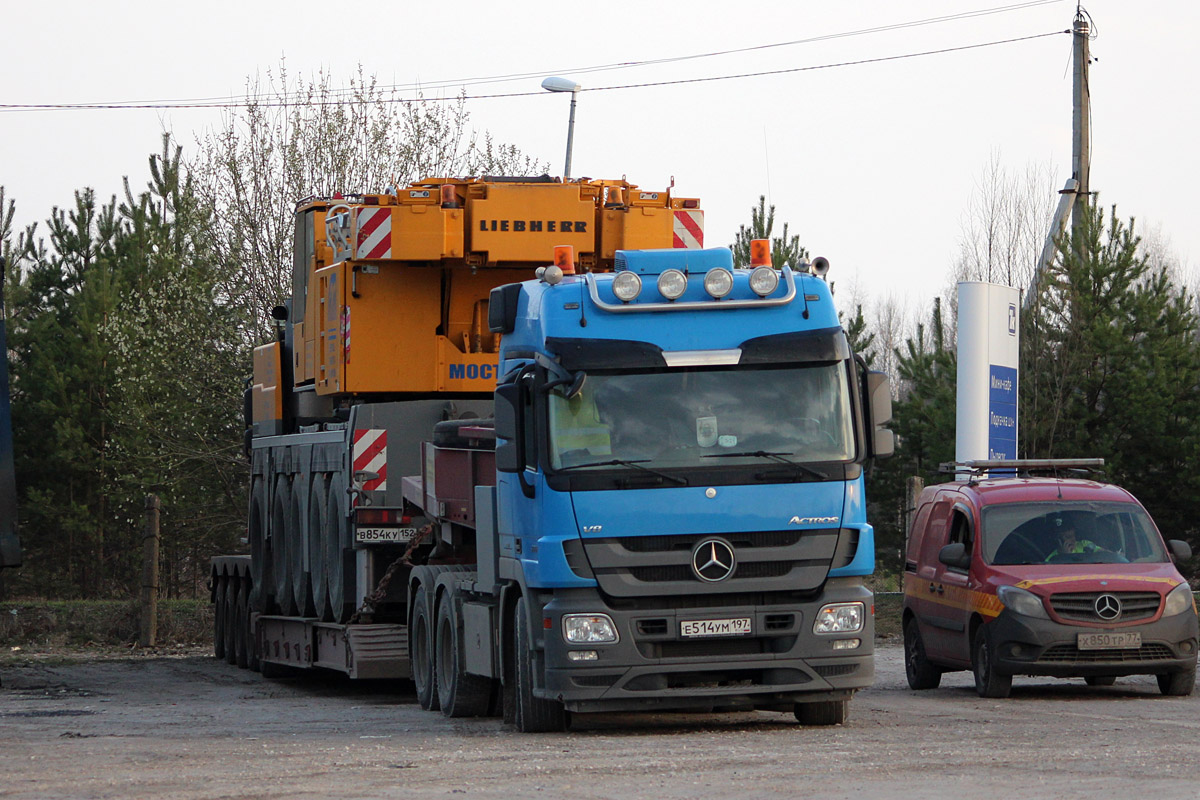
[1078,631,1142,650]
[355,527,418,544]
[680,617,753,638]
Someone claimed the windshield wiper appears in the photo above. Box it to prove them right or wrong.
[557,459,688,486]
[702,451,827,480]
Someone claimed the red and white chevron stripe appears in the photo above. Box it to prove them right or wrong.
[356,208,392,259]
[352,428,387,491]
[673,210,704,249]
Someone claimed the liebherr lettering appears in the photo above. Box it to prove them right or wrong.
[479,220,588,233]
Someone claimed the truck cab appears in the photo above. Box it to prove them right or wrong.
[903,460,1198,698]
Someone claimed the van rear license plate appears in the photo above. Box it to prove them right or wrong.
[1078,631,1141,650]
[680,618,752,638]
[355,527,418,544]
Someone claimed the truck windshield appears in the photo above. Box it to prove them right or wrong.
[547,362,855,472]
[983,502,1169,565]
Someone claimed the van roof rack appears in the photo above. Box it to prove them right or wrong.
[938,458,1105,478]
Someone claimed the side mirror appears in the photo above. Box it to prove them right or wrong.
[1169,539,1192,562]
[866,371,894,458]
[494,383,521,473]
[938,542,971,570]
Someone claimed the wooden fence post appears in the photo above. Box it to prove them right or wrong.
[140,495,161,648]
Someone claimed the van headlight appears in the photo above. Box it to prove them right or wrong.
[1163,583,1196,617]
[813,602,864,634]
[997,585,1049,619]
[562,614,619,644]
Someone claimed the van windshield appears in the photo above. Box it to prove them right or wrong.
[983,502,1168,565]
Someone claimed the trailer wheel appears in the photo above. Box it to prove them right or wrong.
[289,478,315,617]
[794,700,849,726]
[213,574,227,660]
[513,596,568,732]
[271,475,296,615]
[436,591,493,717]
[222,577,238,665]
[248,477,270,614]
[326,473,355,623]
[308,474,330,621]
[411,589,439,711]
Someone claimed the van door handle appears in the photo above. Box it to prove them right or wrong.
[928,582,937,594]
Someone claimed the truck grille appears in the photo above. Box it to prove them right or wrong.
[581,528,843,597]
[1049,591,1161,623]
[1037,643,1175,663]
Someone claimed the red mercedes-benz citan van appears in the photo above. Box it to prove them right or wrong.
[903,459,1197,698]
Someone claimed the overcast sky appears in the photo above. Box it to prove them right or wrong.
[3,1,1195,318]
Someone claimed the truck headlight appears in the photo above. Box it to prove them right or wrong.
[562,614,619,644]
[657,269,687,300]
[703,268,733,299]
[749,266,779,297]
[813,602,864,634]
[612,271,642,302]
[1163,583,1196,617]
[997,585,1049,619]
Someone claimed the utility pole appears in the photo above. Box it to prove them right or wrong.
[1070,5,1092,238]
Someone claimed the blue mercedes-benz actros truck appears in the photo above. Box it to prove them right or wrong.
[407,244,893,731]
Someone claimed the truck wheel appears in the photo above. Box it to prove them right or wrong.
[223,577,238,665]
[794,700,849,726]
[1158,665,1196,696]
[326,473,355,623]
[903,617,942,690]
[234,578,250,669]
[213,574,227,660]
[411,589,439,711]
[248,477,270,614]
[436,592,494,717]
[972,626,1012,698]
[308,474,330,621]
[513,596,568,732]
[271,475,296,615]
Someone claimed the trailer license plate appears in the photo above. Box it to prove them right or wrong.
[680,617,752,638]
[355,527,418,544]
[1078,631,1141,650]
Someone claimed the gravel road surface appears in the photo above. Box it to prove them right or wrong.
[2,644,1196,799]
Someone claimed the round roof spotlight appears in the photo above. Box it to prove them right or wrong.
[543,265,565,285]
[612,270,642,303]
[657,269,688,301]
[535,267,547,280]
[749,266,779,297]
[703,268,733,299]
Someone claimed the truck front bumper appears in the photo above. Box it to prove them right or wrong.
[538,578,874,713]
[987,608,1199,679]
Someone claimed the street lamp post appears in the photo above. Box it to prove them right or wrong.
[541,76,581,179]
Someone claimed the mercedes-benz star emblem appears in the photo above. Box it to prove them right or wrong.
[1094,593,1122,621]
[692,538,736,583]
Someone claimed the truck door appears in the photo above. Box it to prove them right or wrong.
[928,505,975,665]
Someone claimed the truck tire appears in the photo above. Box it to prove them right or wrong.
[308,474,330,621]
[514,596,568,732]
[326,473,355,623]
[234,578,250,669]
[289,478,315,617]
[213,574,227,660]
[223,578,238,665]
[794,700,849,726]
[903,617,942,690]
[248,478,271,614]
[436,591,493,717]
[1158,665,1196,696]
[271,475,296,615]
[411,589,439,711]
[972,626,1012,698]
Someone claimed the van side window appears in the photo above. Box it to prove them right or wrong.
[947,509,973,571]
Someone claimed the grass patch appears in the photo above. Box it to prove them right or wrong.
[0,599,213,653]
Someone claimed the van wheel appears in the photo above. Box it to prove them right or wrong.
[972,627,1011,698]
[793,700,849,726]
[1158,665,1196,696]
[903,618,942,690]
[1085,676,1115,687]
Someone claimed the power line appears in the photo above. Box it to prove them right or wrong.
[0,29,1067,113]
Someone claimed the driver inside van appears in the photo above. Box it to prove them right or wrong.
[1044,515,1101,561]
